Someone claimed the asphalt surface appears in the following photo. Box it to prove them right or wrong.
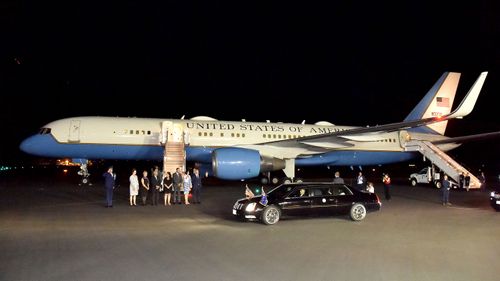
[1,170,499,281]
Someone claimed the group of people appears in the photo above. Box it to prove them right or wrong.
[103,166,203,208]
[333,171,390,200]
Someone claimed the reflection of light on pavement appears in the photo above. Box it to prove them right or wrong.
[63,169,68,173]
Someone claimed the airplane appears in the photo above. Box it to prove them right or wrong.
[20,72,494,185]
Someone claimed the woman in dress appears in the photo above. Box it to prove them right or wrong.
[163,172,173,206]
[140,170,150,206]
[129,169,139,206]
[182,170,192,205]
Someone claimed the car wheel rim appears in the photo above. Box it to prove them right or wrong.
[266,209,279,224]
[353,206,366,220]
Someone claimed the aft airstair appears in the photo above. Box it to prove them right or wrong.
[404,140,481,189]
[161,121,187,174]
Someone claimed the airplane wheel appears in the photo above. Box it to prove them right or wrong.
[295,178,304,183]
[282,177,293,184]
[82,178,89,184]
[260,177,269,185]
[271,177,280,185]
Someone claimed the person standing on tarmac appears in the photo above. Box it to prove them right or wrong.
[441,174,452,206]
[382,173,391,200]
[103,166,115,208]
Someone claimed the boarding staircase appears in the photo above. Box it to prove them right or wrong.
[404,140,481,189]
[161,121,186,174]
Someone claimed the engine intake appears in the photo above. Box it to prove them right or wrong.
[212,148,285,180]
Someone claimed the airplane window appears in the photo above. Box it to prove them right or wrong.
[136,130,139,134]
[231,133,234,137]
[147,131,151,135]
[141,130,145,135]
[198,132,202,137]
[204,132,208,137]
[236,133,240,137]
[130,130,134,134]
[263,134,266,138]
[39,128,52,134]
[273,134,276,139]
[268,134,271,138]
[220,133,224,137]
[209,132,213,137]
[278,135,281,139]
[242,133,245,137]
[123,129,128,134]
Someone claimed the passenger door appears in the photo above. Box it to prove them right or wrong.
[280,187,312,217]
[331,185,356,214]
[309,185,336,216]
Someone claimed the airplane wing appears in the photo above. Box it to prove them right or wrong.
[431,131,500,145]
[265,72,488,149]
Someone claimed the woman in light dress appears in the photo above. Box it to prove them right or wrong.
[183,170,192,205]
[129,169,139,206]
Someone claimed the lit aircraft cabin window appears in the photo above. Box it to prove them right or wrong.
[130,130,133,134]
[141,130,145,135]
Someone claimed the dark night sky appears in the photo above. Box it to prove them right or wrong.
[1,1,499,167]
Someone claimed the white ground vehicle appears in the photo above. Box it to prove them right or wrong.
[409,167,442,189]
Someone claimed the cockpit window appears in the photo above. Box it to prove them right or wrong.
[39,128,51,135]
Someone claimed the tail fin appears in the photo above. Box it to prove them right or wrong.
[404,72,461,135]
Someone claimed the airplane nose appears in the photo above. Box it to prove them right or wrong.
[20,135,39,155]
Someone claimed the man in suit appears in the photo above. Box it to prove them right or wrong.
[172,167,183,204]
[103,166,115,208]
[191,168,203,204]
[441,174,452,206]
[150,167,161,206]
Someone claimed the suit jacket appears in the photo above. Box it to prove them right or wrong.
[173,172,183,185]
[191,174,202,189]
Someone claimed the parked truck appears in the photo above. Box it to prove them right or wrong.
[409,166,443,189]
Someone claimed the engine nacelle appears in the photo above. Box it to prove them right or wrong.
[212,148,285,180]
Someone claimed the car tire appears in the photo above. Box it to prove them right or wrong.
[435,181,442,189]
[261,205,280,225]
[410,178,417,187]
[350,203,367,221]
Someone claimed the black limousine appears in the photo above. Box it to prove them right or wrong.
[233,182,381,225]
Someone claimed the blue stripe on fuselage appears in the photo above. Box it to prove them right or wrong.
[20,134,214,162]
[21,134,418,166]
[296,150,417,166]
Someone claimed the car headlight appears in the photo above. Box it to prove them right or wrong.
[491,192,495,197]
[245,203,257,212]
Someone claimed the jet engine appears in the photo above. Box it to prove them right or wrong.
[212,148,285,180]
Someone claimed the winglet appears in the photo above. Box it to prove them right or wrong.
[448,72,488,119]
